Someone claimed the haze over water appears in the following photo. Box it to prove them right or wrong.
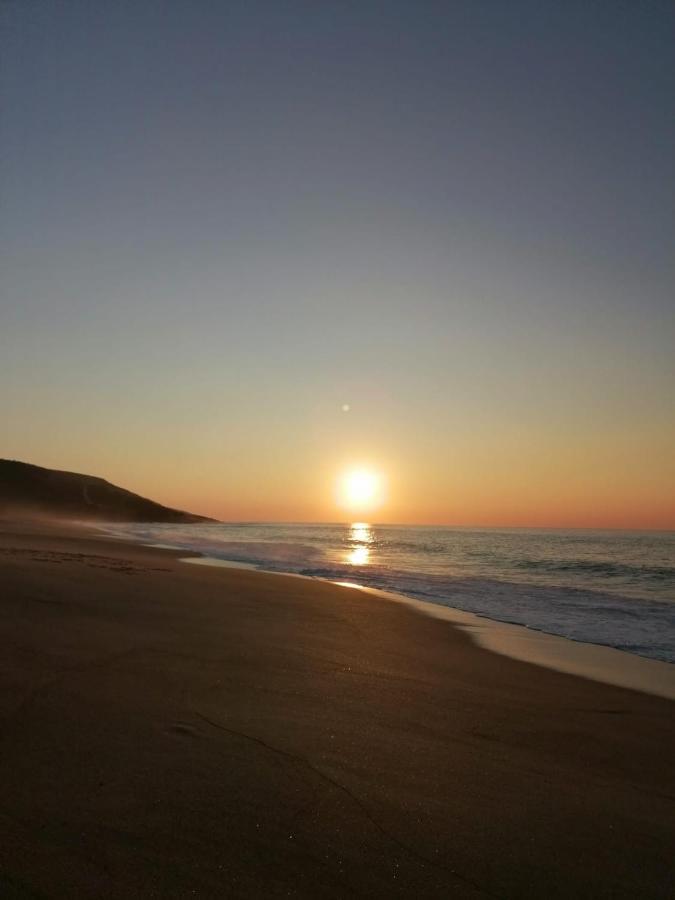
[109,523,675,664]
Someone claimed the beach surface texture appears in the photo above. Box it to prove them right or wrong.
[0,520,673,898]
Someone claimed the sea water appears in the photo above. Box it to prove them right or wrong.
[108,522,675,664]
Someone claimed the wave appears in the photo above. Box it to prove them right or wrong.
[510,558,675,581]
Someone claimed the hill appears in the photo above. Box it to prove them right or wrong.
[0,460,214,523]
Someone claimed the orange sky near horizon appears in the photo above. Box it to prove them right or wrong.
[7,408,674,530]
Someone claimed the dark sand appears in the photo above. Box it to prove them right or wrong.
[0,521,673,898]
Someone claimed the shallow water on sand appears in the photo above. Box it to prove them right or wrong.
[107,522,675,664]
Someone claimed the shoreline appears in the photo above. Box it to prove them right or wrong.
[99,523,675,676]
[183,552,675,700]
[2,517,674,898]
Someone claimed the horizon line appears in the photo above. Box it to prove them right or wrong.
[188,519,675,534]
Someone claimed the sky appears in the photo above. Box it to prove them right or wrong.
[1,0,674,528]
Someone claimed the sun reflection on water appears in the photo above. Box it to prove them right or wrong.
[351,522,373,543]
[347,546,370,565]
[346,522,373,566]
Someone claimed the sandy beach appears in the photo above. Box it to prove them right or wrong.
[1,520,673,899]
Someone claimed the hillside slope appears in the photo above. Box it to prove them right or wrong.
[0,460,214,523]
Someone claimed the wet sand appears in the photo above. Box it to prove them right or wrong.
[336,583,675,701]
[0,520,673,898]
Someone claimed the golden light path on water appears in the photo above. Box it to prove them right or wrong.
[346,522,374,566]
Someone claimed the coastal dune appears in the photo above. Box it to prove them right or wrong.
[0,520,673,898]
[0,460,213,524]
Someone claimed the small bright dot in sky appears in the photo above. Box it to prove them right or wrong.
[341,404,350,412]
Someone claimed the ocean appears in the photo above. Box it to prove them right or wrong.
[107,522,675,664]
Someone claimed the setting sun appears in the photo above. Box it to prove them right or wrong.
[339,470,384,512]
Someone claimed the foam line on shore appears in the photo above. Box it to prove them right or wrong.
[183,555,675,701]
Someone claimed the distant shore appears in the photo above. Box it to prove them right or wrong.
[1,517,673,898]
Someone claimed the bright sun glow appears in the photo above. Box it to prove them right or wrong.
[339,469,384,512]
